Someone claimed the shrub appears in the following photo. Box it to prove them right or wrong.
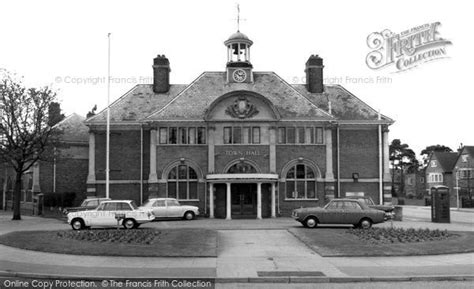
[56,229,162,245]
[346,227,456,244]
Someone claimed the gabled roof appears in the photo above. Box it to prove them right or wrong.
[53,113,88,143]
[86,84,186,123]
[431,151,458,172]
[293,84,393,122]
[145,72,334,121]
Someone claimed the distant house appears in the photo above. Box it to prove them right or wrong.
[404,169,426,199]
[390,168,425,205]
[425,151,458,207]
[2,113,89,214]
[453,146,474,208]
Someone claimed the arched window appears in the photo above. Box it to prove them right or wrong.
[227,162,257,174]
[167,164,198,200]
[286,164,317,199]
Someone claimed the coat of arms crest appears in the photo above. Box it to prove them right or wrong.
[225,97,259,119]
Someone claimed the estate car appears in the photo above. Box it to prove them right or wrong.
[292,198,385,229]
[67,200,155,230]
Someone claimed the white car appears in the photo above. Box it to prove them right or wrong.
[67,200,155,230]
[141,198,199,220]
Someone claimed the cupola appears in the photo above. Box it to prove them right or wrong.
[224,31,253,83]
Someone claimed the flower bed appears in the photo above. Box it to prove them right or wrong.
[346,227,456,244]
[56,229,161,244]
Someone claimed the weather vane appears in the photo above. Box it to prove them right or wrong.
[235,4,246,32]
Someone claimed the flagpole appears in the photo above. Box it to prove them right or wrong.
[106,33,111,199]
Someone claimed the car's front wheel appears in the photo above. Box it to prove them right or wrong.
[71,218,84,230]
[122,218,136,229]
[304,217,318,228]
[183,211,195,220]
[359,218,373,229]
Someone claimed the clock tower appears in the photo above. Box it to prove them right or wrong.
[224,31,253,83]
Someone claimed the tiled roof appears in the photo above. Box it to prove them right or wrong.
[146,72,333,121]
[463,146,474,157]
[54,113,89,143]
[86,72,393,124]
[86,84,186,123]
[293,84,393,121]
[433,152,458,172]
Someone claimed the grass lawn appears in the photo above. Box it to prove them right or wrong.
[0,228,217,257]
[289,227,474,257]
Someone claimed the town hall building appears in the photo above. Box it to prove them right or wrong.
[85,30,394,219]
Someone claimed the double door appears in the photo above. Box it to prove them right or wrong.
[231,184,257,216]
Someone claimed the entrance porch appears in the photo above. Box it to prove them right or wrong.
[207,174,278,219]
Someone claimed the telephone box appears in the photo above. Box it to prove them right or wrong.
[431,186,450,223]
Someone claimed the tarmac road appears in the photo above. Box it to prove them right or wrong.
[0,206,472,285]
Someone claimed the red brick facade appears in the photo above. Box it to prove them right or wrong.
[85,31,394,218]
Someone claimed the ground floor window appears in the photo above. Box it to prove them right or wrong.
[285,164,317,199]
[167,164,198,200]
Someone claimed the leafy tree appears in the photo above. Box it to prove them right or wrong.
[420,145,453,168]
[389,139,419,196]
[47,102,65,127]
[0,71,61,220]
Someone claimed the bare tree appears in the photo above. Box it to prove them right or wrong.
[0,70,61,220]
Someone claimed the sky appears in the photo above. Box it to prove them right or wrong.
[1,0,472,158]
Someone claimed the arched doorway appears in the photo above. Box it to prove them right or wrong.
[226,162,258,217]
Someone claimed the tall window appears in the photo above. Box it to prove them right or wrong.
[197,127,206,144]
[287,127,296,144]
[277,127,286,144]
[252,127,260,144]
[169,127,177,144]
[286,164,317,199]
[224,127,232,144]
[315,128,324,144]
[297,127,305,144]
[179,127,187,144]
[167,165,198,200]
[159,128,168,144]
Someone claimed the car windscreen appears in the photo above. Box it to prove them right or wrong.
[141,200,153,207]
[130,201,139,210]
[81,199,98,207]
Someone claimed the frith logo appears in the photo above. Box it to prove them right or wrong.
[366,22,452,72]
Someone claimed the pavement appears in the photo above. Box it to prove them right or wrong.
[0,206,473,285]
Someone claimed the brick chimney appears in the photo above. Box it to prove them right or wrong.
[305,55,324,93]
[152,55,170,93]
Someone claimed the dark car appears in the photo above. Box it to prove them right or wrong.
[62,197,110,215]
[345,196,395,220]
[292,198,385,229]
